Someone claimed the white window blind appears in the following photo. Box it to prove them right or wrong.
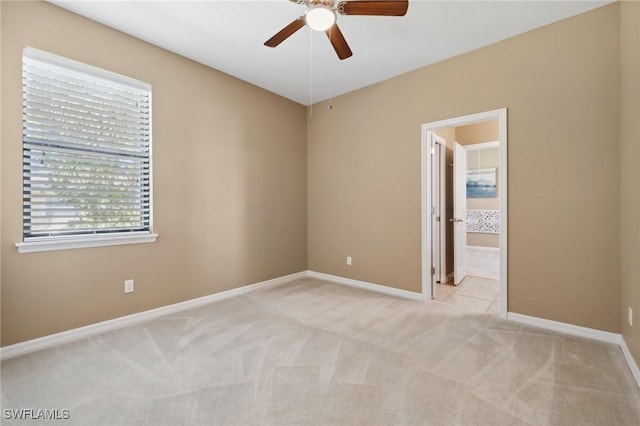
[21,48,153,243]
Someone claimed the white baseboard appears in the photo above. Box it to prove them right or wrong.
[620,337,640,389]
[0,271,307,361]
[507,312,621,344]
[307,270,425,301]
[508,312,640,389]
[3,271,638,391]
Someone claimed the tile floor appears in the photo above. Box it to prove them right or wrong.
[436,246,501,316]
[466,246,499,280]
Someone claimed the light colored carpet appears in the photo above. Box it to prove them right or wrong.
[2,277,639,425]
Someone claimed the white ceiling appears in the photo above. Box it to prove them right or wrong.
[49,0,613,106]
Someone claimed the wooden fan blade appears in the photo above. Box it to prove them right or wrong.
[264,17,305,47]
[337,1,408,16]
[325,24,353,60]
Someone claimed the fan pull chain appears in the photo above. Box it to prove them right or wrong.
[328,28,333,110]
[328,68,333,111]
[309,27,313,117]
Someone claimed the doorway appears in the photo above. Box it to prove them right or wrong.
[421,109,507,319]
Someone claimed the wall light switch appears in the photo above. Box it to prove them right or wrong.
[346,256,352,266]
[629,307,633,327]
[124,279,134,294]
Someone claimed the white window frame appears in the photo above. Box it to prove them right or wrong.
[16,48,157,254]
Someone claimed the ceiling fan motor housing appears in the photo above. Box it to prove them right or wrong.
[269,1,409,60]
[305,6,337,31]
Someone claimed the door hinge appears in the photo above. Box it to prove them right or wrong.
[436,216,441,222]
[431,267,435,275]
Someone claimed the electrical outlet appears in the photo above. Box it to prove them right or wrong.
[346,256,352,266]
[124,279,134,294]
[629,307,633,327]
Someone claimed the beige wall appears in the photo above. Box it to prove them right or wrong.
[0,2,3,323]
[620,0,640,368]
[308,4,621,332]
[1,0,634,364]
[1,2,308,346]
[456,121,499,145]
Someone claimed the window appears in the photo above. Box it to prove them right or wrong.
[17,48,157,253]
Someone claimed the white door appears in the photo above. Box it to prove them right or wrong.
[423,131,446,299]
[431,141,440,292]
[453,141,467,285]
[438,140,447,284]
[427,132,448,299]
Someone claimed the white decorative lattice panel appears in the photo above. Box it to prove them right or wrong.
[466,209,500,234]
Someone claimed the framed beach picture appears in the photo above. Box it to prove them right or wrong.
[467,168,497,198]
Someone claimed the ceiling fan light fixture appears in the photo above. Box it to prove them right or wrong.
[305,6,336,31]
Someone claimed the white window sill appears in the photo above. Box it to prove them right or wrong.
[16,233,158,254]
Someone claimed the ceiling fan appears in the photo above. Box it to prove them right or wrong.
[264,0,409,60]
